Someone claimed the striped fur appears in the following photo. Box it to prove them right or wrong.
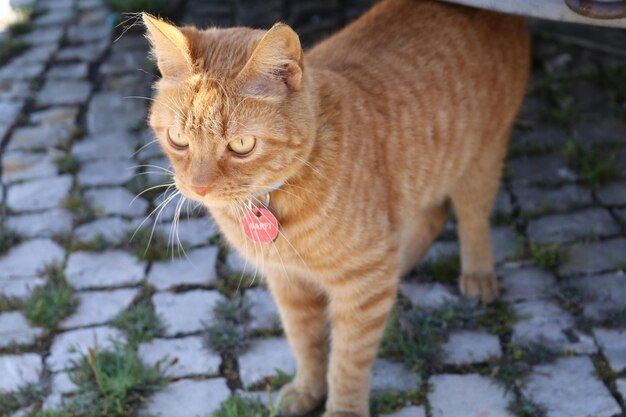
[144,1,529,416]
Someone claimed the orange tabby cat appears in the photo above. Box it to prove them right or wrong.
[143,0,529,415]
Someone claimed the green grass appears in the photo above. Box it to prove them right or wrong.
[216,273,258,298]
[62,194,98,224]
[0,385,46,416]
[507,397,545,417]
[0,38,29,65]
[418,253,460,285]
[8,20,32,35]
[212,395,274,417]
[205,297,251,355]
[54,154,81,175]
[562,140,619,189]
[126,228,178,262]
[370,390,424,415]
[0,295,24,312]
[478,300,518,338]
[23,263,77,330]
[0,225,20,255]
[69,234,109,253]
[112,299,165,346]
[51,340,167,417]
[529,243,561,270]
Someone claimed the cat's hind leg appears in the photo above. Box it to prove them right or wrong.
[449,146,505,303]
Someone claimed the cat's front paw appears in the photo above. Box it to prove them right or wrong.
[459,271,499,303]
[277,382,324,417]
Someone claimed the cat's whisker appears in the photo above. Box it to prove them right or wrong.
[132,139,160,157]
[241,185,307,203]
[230,200,258,292]
[129,164,175,174]
[132,182,174,205]
[238,198,265,289]
[294,155,324,178]
[113,13,142,43]
[132,187,179,240]
[124,96,184,120]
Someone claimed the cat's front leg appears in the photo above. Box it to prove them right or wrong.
[323,267,398,417]
[265,270,329,416]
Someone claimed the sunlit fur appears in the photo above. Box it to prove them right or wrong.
[144,1,529,416]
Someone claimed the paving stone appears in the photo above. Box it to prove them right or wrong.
[41,393,64,411]
[67,24,111,43]
[148,246,218,290]
[0,277,45,299]
[21,27,63,44]
[138,336,221,378]
[13,44,58,65]
[85,187,148,217]
[0,312,43,348]
[593,328,626,373]
[6,209,73,239]
[34,8,73,25]
[559,238,626,276]
[65,251,146,290]
[513,184,592,214]
[370,359,420,393]
[60,289,139,329]
[72,132,137,160]
[37,80,91,107]
[157,217,218,247]
[573,122,626,145]
[46,326,126,372]
[2,150,59,183]
[100,50,151,76]
[442,330,502,365]
[493,189,513,215]
[491,226,519,263]
[87,92,146,135]
[47,63,89,80]
[380,406,426,417]
[527,208,620,244]
[143,157,172,185]
[0,99,24,139]
[77,159,136,187]
[429,374,512,417]
[6,124,73,151]
[238,337,296,387]
[244,287,280,331]
[0,239,64,279]
[568,272,626,319]
[0,60,46,81]
[56,41,109,62]
[0,80,30,100]
[508,154,576,185]
[399,282,459,310]
[512,300,595,353]
[596,181,626,206]
[226,250,258,276]
[0,354,42,392]
[522,356,620,417]
[74,217,139,244]
[153,290,225,336]
[422,241,459,264]
[6,176,72,212]
[143,378,230,417]
[51,371,78,394]
[102,72,152,96]
[500,267,557,302]
[510,124,568,152]
[30,107,79,126]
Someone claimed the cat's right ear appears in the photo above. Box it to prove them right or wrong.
[142,13,193,80]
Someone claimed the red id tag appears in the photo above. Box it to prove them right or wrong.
[242,207,279,244]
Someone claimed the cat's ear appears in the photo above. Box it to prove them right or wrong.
[237,23,303,99]
[142,13,193,79]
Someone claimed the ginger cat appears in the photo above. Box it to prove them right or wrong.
[143,0,529,416]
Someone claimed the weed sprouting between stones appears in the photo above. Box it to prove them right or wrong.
[23,262,77,330]
[62,193,98,225]
[37,340,169,417]
[528,243,561,270]
[211,395,279,417]
[68,234,109,253]
[0,384,46,416]
[0,37,29,65]
[507,396,546,417]
[418,253,460,285]
[0,295,24,312]
[112,298,165,347]
[216,272,259,298]
[126,228,181,262]
[0,225,20,255]
[205,297,252,356]
[562,139,619,189]
[54,154,81,175]
[369,389,425,415]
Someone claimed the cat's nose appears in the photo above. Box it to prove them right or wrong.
[190,185,210,197]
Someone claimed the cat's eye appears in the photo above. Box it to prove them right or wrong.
[228,136,256,156]
[167,126,188,149]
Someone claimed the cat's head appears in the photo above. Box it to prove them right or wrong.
[143,14,315,207]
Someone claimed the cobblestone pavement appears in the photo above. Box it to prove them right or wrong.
[1,1,626,416]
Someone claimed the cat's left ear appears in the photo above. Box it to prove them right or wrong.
[237,23,304,99]
[142,13,193,80]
